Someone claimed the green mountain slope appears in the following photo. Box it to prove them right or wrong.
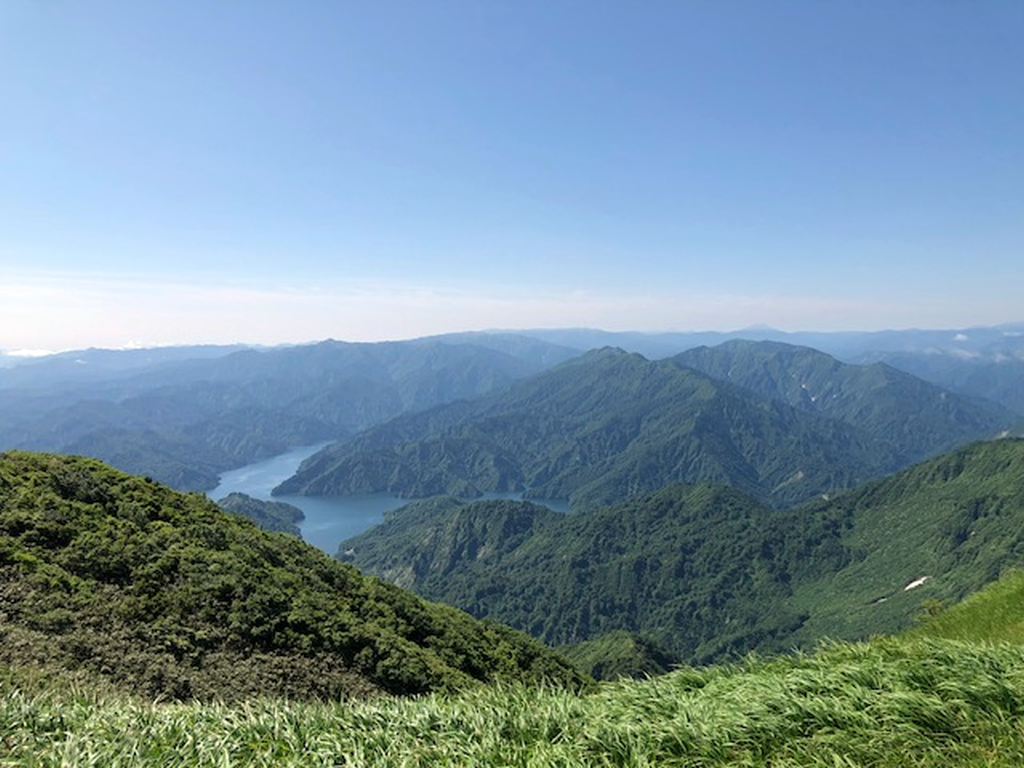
[215,492,304,537]
[790,437,1024,643]
[341,484,833,663]
[906,568,1024,645]
[674,339,1015,461]
[861,349,1024,416]
[342,438,1024,665]
[0,451,587,702]
[557,629,681,680]
[281,348,902,508]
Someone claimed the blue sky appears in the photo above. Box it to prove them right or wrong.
[1,1,1021,352]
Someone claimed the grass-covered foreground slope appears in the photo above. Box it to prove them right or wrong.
[6,637,1024,767]
[343,438,1024,666]
[0,451,587,701]
[907,567,1024,645]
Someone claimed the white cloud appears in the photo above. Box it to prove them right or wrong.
[2,348,56,358]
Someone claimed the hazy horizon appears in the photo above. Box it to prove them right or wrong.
[3,2,1021,352]
[5,319,1024,360]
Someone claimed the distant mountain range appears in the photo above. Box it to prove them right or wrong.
[490,323,1024,365]
[341,438,1024,667]
[673,340,1014,462]
[476,325,1024,415]
[1,324,1020,494]
[278,343,1014,509]
[0,336,578,489]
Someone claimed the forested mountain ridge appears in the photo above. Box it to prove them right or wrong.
[673,340,1015,461]
[0,451,587,701]
[342,485,809,662]
[0,337,577,491]
[855,349,1024,416]
[216,492,305,537]
[277,347,909,508]
[475,324,1024,416]
[3,329,1017,494]
[341,438,1024,666]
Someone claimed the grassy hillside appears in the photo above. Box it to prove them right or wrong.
[790,437,1024,643]
[343,438,1024,665]
[0,451,587,701]
[907,568,1024,645]
[282,347,902,508]
[5,637,1024,766]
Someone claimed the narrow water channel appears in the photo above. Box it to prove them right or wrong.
[208,444,568,557]
[207,444,409,557]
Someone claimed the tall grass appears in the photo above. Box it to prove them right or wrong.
[5,637,1024,766]
[907,568,1024,646]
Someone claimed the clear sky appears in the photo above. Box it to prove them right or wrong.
[1,1,1021,352]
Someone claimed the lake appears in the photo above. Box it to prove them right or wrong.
[208,444,568,556]
[208,443,409,556]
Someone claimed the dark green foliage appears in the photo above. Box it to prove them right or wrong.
[216,492,304,536]
[283,347,903,508]
[338,497,563,588]
[344,438,1024,666]
[0,451,588,702]
[343,484,838,663]
[559,630,681,680]
[674,339,1016,461]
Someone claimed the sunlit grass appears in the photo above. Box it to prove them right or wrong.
[5,637,1024,766]
[907,569,1024,646]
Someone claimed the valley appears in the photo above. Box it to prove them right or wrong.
[338,438,1024,666]
[208,443,569,554]
[2,325,1024,765]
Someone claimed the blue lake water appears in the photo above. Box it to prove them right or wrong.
[208,443,568,556]
[207,444,409,556]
